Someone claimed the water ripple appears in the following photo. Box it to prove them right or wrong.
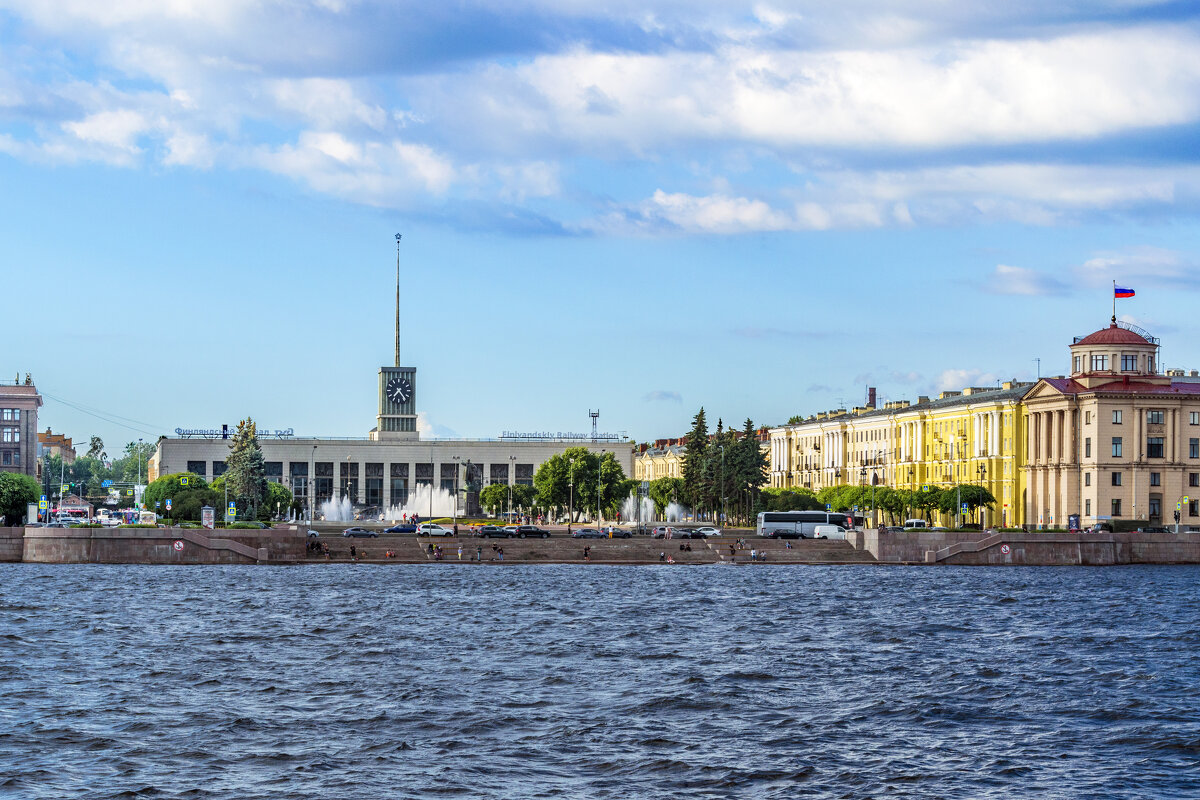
[1,564,1198,799]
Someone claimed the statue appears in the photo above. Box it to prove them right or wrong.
[24,373,31,385]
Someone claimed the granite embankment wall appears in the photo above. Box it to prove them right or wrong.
[14,527,305,564]
[0,527,23,562]
[858,529,1200,565]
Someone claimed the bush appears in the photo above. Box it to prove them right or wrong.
[143,472,218,522]
[0,472,40,524]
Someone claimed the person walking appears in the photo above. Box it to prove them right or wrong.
[457,544,463,561]
[350,545,357,561]
[497,546,504,562]
[476,545,482,562]
[584,545,591,562]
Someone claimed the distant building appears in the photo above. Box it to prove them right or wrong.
[0,374,41,478]
[38,428,76,465]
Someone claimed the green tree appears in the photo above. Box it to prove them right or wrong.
[260,481,296,520]
[648,477,685,515]
[533,448,627,522]
[479,483,509,515]
[0,472,40,525]
[86,436,105,460]
[681,407,710,510]
[224,418,267,516]
[935,484,997,522]
[729,419,769,525]
[110,440,156,484]
[143,472,218,521]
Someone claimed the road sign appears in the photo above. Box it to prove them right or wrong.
[155,501,160,509]
[61,484,69,495]
[165,498,172,510]
[825,503,831,511]
[101,480,112,488]
[852,505,859,512]
[961,503,969,512]
[173,540,184,551]
[1178,502,1183,511]
[125,489,133,496]
[1000,544,1011,555]
[38,500,47,510]
[1183,496,1191,504]
[40,494,46,502]
[181,476,189,486]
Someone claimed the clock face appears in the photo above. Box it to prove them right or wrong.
[386,376,412,404]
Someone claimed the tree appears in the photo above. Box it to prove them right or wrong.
[260,481,296,520]
[681,407,709,510]
[648,477,685,515]
[0,472,40,525]
[86,436,105,460]
[224,418,267,515]
[479,483,509,515]
[533,447,627,522]
[143,472,218,521]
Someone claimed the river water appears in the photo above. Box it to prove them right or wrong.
[2,564,1198,799]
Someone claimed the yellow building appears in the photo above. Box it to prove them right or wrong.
[769,382,1030,527]
[634,444,685,482]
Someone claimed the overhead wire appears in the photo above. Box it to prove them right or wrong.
[39,390,165,438]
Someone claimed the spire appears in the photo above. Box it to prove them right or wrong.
[395,233,402,367]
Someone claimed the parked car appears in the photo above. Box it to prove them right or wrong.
[812,525,848,540]
[342,527,377,538]
[571,528,605,538]
[601,526,632,539]
[651,526,679,539]
[307,529,320,538]
[764,528,804,540]
[417,523,453,536]
[695,527,722,537]
[384,523,417,534]
[1137,526,1169,533]
[477,525,509,538]
[514,525,551,539]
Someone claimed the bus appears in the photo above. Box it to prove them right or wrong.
[756,510,862,538]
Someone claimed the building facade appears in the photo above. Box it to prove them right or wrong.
[0,375,41,477]
[37,429,77,465]
[633,444,685,482]
[1023,321,1200,529]
[769,384,1028,527]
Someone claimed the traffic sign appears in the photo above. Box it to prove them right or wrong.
[155,501,160,509]
[825,503,831,511]
[921,484,930,492]
[1000,544,1011,555]
[1177,502,1183,511]
[1183,496,1191,504]
[40,494,46,502]
[173,540,184,551]
[961,503,969,512]
[60,484,69,495]
[165,498,172,510]
[38,500,47,510]
[181,476,189,486]
[101,480,112,488]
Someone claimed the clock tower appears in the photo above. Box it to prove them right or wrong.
[373,234,419,440]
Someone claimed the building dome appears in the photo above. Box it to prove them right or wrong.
[1071,323,1154,348]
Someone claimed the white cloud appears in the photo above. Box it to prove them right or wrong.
[936,369,1001,392]
[268,78,387,131]
[984,264,1067,296]
[1076,246,1200,290]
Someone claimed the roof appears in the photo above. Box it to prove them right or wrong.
[775,383,1032,431]
[1072,324,1155,347]
[1043,377,1200,396]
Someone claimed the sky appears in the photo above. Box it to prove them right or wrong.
[4,1,1200,453]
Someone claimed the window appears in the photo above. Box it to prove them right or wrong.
[1112,499,1122,516]
[1112,471,1122,486]
[1122,354,1138,371]
[1150,472,1161,486]
[1192,500,1199,518]
[1192,412,1199,425]
[1191,473,1199,488]
[1148,357,1155,373]
[1113,410,1123,424]
[1147,410,1165,424]
[1085,438,1092,458]
[0,409,9,421]
[0,451,10,466]
[1149,497,1161,519]
[1091,354,1108,371]
[186,460,206,476]
[1085,472,1091,486]
[1192,438,1199,459]
[1085,499,1092,516]
[1,428,17,443]
[1112,437,1123,458]
[1074,356,1081,373]
[1148,437,1164,458]
[212,461,226,477]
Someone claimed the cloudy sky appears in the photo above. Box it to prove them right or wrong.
[4,1,1200,450]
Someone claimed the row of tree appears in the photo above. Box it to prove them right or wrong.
[681,410,770,526]
[532,447,634,521]
[759,483,997,524]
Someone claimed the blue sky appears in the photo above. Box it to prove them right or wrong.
[4,1,1200,451]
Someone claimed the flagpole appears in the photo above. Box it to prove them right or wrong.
[1112,279,1116,325]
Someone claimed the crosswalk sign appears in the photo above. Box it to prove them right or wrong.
[181,476,189,486]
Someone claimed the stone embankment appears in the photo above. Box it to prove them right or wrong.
[310,533,876,565]
[2,526,305,564]
[858,528,1200,565]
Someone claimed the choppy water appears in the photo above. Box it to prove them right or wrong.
[2,564,1199,799]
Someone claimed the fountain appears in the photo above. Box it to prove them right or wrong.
[620,493,656,524]
[665,501,690,522]
[319,496,353,522]
[385,483,456,520]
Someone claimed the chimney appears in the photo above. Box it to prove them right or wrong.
[867,387,877,409]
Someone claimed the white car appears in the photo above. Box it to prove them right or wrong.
[417,523,453,536]
[695,527,722,537]
[812,525,848,540]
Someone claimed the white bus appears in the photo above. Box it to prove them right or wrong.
[756,510,861,538]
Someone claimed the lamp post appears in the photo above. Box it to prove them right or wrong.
[597,449,605,524]
[452,455,460,527]
[137,438,143,507]
[309,445,317,523]
[509,455,516,520]
[860,465,868,527]
[908,466,915,523]
[976,463,987,528]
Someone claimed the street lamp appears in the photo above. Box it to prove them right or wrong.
[976,463,987,527]
[509,455,516,519]
[452,455,461,526]
[860,465,868,526]
[309,445,317,523]
[597,449,605,524]
[908,466,915,523]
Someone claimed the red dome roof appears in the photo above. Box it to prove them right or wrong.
[1072,324,1153,347]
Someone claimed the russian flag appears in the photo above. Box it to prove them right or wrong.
[1115,286,1135,298]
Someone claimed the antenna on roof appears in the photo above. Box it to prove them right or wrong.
[1034,357,1041,379]
[394,233,402,367]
